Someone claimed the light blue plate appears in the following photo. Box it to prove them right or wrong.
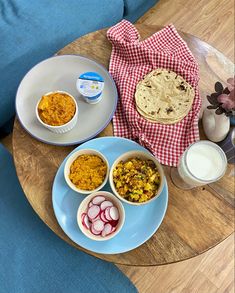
[52,137,168,254]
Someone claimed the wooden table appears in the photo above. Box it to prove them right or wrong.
[13,25,234,266]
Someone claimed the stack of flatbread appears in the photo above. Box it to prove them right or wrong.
[135,69,195,124]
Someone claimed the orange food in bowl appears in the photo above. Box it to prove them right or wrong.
[37,92,76,126]
[69,154,107,191]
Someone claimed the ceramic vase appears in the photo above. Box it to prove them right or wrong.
[218,128,235,164]
[202,108,230,142]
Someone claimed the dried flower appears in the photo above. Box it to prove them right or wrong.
[207,77,235,117]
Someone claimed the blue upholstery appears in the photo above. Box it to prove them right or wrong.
[123,0,158,22]
[0,0,158,133]
[0,0,124,129]
[0,143,137,293]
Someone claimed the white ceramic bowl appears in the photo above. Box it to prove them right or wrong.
[109,150,165,206]
[64,149,109,194]
[77,191,125,241]
[36,90,78,134]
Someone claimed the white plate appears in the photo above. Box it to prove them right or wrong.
[15,55,118,145]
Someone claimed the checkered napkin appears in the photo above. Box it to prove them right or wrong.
[107,20,201,166]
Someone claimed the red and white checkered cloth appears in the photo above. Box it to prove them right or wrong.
[107,20,201,166]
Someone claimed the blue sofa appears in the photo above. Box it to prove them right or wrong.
[0,144,137,293]
[0,0,157,135]
[0,1,157,291]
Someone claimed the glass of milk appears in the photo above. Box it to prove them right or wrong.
[171,141,227,189]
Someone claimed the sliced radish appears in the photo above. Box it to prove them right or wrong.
[87,205,100,219]
[109,220,118,227]
[102,223,112,236]
[93,220,105,232]
[100,211,109,223]
[81,213,86,221]
[82,214,91,229]
[92,196,106,205]
[101,229,107,237]
[109,206,119,220]
[91,215,101,223]
[100,200,113,210]
[101,224,117,237]
[105,207,112,221]
[83,196,121,238]
[91,225,101,235]
[111,226,116,233]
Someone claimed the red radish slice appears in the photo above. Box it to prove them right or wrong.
[92,196,105,205]
[81,213,86,221]
[91,225,101,235]
[109,220,118,227]
[100,200,113,210]
[87,205,100,219]
[100,212,109,223]
[102,223,112,236]
[101,225,116,237]
[101,229,107,237]
[111,226,116,233]
[109,207,119,220]
[105,207,112,221]
[91,215,101,223]
[83,197,121,238]
[93,220,105,232]
[82,214,91,229]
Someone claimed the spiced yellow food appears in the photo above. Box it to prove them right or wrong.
[69,155,107,191]
[37,92,76,126]
[112,158,161,203]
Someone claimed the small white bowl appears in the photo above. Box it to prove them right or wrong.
[36,90,78,134]
[109,150,165,206]
[77,191,125,241]
[64,149,109,194]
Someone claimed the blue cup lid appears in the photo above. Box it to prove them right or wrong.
[79,72,104,82]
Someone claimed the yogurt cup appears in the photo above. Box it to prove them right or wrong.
[76,72,104,104]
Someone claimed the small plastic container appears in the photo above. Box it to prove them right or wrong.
[76,72,104,104]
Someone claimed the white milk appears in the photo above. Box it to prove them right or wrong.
[178,141,227,187]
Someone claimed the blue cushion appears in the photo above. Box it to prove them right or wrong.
[0,144,137,293]
[123,0,158,22]
[0,0,124,128]
[0,117,14,136]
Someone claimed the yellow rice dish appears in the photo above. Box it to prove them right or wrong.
[113,158,161,203]
[69,155,107,191]
[38,92,76,126]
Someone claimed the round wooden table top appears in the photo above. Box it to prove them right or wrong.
[13,25,234,266]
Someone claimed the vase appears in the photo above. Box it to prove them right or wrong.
[218,128,235,164]
[202,108,230,142]
[230,115,235,126]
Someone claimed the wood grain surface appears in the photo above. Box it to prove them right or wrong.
[137,0,235,62]
[12,25,234,266]
[119,233,234,292]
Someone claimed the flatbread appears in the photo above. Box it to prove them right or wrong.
[136,105,186,124]
[135,69,195,124]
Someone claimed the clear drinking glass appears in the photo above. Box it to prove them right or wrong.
[171,140,227,189]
